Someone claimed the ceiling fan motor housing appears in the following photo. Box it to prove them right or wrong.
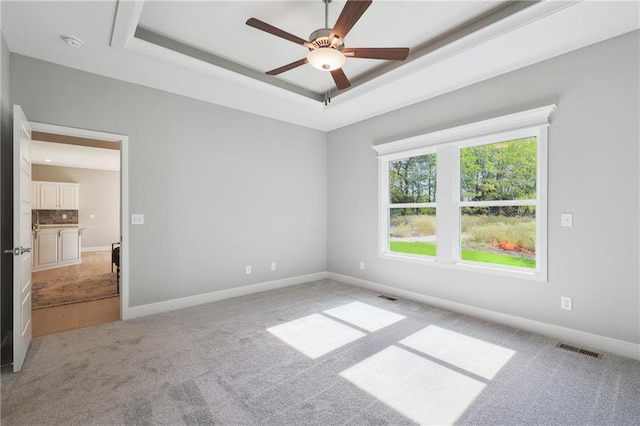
[308,28,344,51]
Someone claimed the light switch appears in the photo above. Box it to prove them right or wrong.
[131,213,144,225]
[561,213,573,227]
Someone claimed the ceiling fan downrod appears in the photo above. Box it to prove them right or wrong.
[324,0,331,29]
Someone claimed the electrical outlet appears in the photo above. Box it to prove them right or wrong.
[131,214,144,225]
[89,214,96,219]
[359,261,365,270]
[271,262,276,271]
[62,214,67,219]
[561,296,573,311]
[246,265,252,274]
[561,213,573,227]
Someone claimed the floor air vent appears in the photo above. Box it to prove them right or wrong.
[556,343,603,358]
[378,294,398,301]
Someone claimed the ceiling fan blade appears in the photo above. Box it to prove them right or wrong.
[330,68,351,90]
[266,58,308,75]
[330,0,372,41]
[246,18,309,46]
[343,47,410,61]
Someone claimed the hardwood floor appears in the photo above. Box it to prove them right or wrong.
[32,250,120,337]
[32,250,114,280]
[32,297,120,337]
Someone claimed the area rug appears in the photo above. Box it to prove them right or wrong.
[32,273,118,309]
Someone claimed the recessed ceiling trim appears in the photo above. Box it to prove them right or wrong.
[128,1,537,103]
[110,0,145,48]
[134,26,323,101]
[347,0,539,91]
[326,0,579,107]
[123,0,579,111]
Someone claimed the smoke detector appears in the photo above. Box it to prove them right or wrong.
[61,35,83,48]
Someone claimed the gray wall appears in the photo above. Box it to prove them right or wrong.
[32,165,120,249]
[11,54,327,307]
[1,31,13,363]
[328,31,640,345]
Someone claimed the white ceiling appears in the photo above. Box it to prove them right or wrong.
[136,1,502,94]
[32,140,121,172]
[2,1,639,131]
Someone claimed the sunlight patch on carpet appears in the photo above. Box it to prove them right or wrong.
[399,325,515,380]
[267,314,365,359]
[340,345,485,425]
[323,301,406,332]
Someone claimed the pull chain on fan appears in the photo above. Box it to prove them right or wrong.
[246,0,409,95]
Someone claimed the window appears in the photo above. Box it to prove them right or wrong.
[375,105,555,281]
[459,138,537,269]
[388,154,437,257]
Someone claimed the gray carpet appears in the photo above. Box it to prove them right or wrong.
[1,279,639,425]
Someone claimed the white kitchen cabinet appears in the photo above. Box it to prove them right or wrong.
[59,228,80,261]
[39,182,59,209]
[34,229,59,268]
[58,184,79,209]
[32,227,82,271]
[31,181,79,210]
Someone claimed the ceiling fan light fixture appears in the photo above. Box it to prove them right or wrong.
[307,47,346,71]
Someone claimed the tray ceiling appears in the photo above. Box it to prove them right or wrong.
[2,1,639,131]
[135,1,508,98]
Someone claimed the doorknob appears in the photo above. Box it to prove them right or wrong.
[3,247,31,255]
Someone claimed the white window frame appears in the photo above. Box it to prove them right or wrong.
[374,105,556,282]
[386,150,438,257]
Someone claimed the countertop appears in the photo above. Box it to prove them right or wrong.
[37,224,82,228]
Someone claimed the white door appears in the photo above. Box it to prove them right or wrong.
[12,105,33,372]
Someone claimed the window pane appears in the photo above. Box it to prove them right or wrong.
[460,206,535,269]
[389,154,437,203]
[460,138,536,202]
[389,208,436,257]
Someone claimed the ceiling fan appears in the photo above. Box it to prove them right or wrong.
[246,0,410,95]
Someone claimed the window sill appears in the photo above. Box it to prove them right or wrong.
[380,252,547,283]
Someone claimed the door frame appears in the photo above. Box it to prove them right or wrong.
[29,121,130,320]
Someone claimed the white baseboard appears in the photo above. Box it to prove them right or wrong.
[328,272,640,361]
[123,272,329,320]
[82,246,112,252]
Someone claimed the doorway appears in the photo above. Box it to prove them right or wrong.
[29,122,129,335]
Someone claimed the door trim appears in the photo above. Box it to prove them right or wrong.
[29,122,130,320]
